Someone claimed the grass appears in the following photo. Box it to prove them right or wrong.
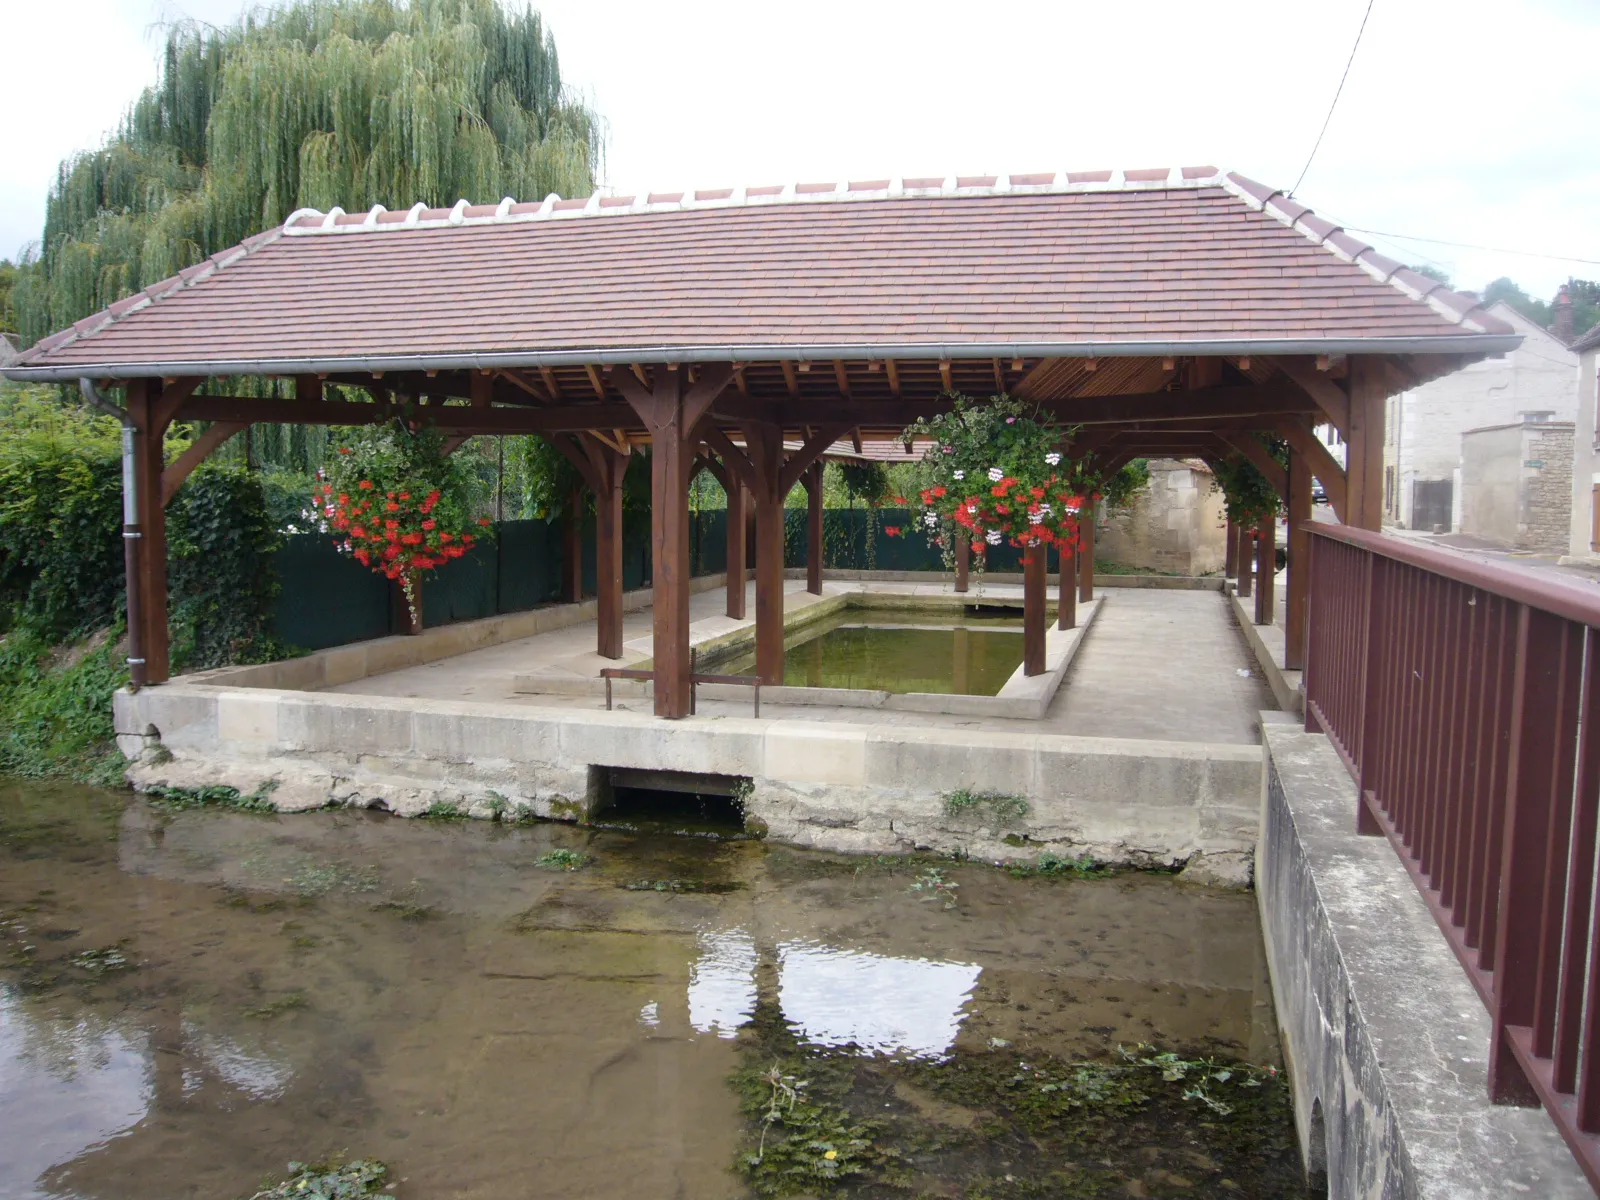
[419,800,467,821]
[0,628,129,786]
[943,790,1029,823]
[1005,852,1115,880]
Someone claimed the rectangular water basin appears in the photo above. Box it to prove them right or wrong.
[717,606,1032,696]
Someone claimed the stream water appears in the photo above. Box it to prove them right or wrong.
[0,780,1308,1199]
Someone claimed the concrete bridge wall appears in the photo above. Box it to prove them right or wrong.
[114,684,1258,881]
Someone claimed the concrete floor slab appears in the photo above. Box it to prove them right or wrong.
[326,579,1277,745]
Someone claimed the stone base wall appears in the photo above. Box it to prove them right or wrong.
[1258,722,1588,1198]
[115,684,1261,884]
[1096,459,1227,576]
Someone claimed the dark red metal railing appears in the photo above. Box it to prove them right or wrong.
[1305,523,1600,1190]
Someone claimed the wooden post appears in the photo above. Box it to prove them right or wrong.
[1237,525,1254,599]
[1286,448,1313,668]
[725,479,747,620]
[1077,495,1096,603]
[1254,513,1276,626]
[1057,544,1076,630]
[1225,517,1239,577]
[1023,542,1047,676]
[1346,355,1386,532]
[954,530,970,593]
[594,454,625,659]
[126,380,173,683]
[562,485,584,604]
[615,365,733,717]
[804,461,824,596]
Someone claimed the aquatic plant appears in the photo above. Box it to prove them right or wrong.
[909,867,959,910]
[1005,852,1113,880]
[419,799,467,821]
[943,789,1030,823]
[146,781,278,813]
[69,946,130,975]
[243,1158,388,1200]
[535,848,589,871]
[242,991,308,1018]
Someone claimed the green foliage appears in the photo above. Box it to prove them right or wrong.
[146,781,279,812]
[1484,277,1600,341]
[535,847,589,870]
[836,462,890,507]
[1209,437,1286,527]
[0,259,17,335]
[734,1058,883,1196]
[515,435,587,519]
[1006,852,1113,879]
[943,789,1029,823]
[0,388,127,639]
[243,1158,388,1200]
[1100,459,1149,512]
[16,0,600,346]
[0,628,128,785]
[168,462,287,668]
[419,799,466,820]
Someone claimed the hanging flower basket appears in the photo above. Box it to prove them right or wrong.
[313,423,490,633]
[891,395,1093,569]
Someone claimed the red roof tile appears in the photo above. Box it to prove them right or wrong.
[7,168,1517,378]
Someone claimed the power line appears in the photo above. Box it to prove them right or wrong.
[1342,227,1600,269]
[1292,0,1377,196]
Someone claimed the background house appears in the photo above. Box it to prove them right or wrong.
[1384,301,1577,530]
[1564,321,1600,562]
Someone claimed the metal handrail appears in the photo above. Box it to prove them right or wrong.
[599,653,761,716]
[1308,522,1600,628]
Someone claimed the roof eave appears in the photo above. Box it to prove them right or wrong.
[3,335,1525,383]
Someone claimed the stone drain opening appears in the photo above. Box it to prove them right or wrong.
[590,767,753,837]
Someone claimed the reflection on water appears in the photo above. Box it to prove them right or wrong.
[0,780,1279,1199]
[777,940,981,1057]
[688,929,759,1038]
[0,991,151,1200]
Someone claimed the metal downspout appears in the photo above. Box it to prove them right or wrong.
[79,379,147,691]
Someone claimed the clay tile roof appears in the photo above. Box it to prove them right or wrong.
[1573,322,1600,355]
[5,165,1520,379]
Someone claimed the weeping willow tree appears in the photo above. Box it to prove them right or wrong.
[13,0,600,347]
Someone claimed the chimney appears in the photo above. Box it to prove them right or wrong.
[1553,284,1576,344]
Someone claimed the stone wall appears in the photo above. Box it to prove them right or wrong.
[114,683,1261,883]
[1459,419,1574,553]
[1258,722,1588,1199]
[1096,459,1227,575]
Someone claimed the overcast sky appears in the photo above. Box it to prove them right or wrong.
[3,0,1597,300]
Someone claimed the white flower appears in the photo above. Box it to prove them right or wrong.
[987,467,1004,482]
[924,511,938,527]
[1039,503,1053,518]
[965,503,979,515]
[953,470,965,481]
[986,530,1003,545]
[1045,452,1061,466]
[1028,511,1043,525]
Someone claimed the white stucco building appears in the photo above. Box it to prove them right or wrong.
[1384,302,1577,530]
[1564,322,1600,562]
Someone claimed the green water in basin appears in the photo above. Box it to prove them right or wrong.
[721,607,1030,695]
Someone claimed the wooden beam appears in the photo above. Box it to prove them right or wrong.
[175,395,637,435]
[850,429,863,455]
[1271,416,1347,522]
[780,423,856,494]
[584,364,607,401]
[781,359,800,398]
[833,360,851,398]
[804,461,825,596]
[885,358,901,397]
[539,366,564,399]
[1270,356,1351,438]
[497,368,552,403]
[161,421,245,506]
[939,358,954,392]
[992,358,1005,394]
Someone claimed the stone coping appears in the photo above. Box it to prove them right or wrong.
[784,567,1224,590]
[1259,723,1589,1198]
[1227,581,1301,713]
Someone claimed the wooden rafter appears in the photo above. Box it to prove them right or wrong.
[539,366,563,399]
[497,368,551,403]
[584,364,607,401]
[781,360,800,398]
[885,359,901,397]
[1268,356,1352,438]
[939,358,954,392]
[833,360,851,398]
